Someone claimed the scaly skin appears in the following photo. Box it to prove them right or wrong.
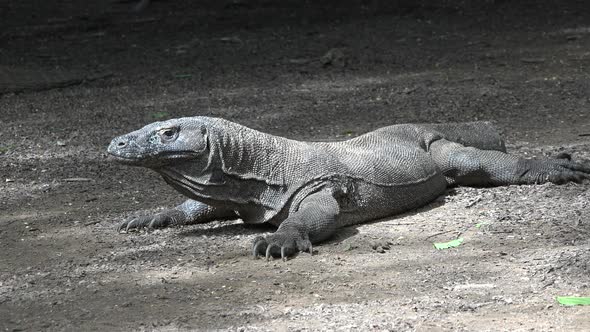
[108,117,590,260]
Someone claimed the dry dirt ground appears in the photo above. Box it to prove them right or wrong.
[1,0,590,331]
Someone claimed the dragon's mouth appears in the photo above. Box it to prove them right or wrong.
[107,153,144,165]
[108,150,199,166]
[157,150,200,158]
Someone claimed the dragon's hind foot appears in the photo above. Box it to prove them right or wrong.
[517,158,590,185]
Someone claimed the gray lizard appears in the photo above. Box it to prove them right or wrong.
[107,117,590,260]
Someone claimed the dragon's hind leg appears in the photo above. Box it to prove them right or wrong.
[429,139,590,186]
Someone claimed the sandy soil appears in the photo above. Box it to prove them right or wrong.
[1,0,590,330]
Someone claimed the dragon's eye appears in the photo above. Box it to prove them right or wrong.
[158,128,178,142]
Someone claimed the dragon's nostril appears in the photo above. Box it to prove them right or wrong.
[118,140,126,147]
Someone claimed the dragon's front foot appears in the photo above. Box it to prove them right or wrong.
[252,228,313,261]
[118,209,184,233]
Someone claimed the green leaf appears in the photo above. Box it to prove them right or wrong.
[433,238,464,250]
[151,112,169,120]
[173,73,192,79]
[475,222,488,228]
[0,145,10,154]
[342,130,356,136]
[556,296,590,306]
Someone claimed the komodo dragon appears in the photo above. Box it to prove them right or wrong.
[107,117,590,260]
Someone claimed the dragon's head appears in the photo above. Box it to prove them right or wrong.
[107,117,210,168]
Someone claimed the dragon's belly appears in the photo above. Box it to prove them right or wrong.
[337,171,447,226]
[327,142,448,225]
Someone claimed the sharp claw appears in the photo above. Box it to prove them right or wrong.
[252,241,265,258]
[148,218,157,229]
[281,247,287,262]
[309,243,313,256]
[148,217,158,230]
[265,244,275,261]
[126,219,137,232]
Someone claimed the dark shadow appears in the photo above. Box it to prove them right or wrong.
[176,219,275,238]
[324,195,448,245]
[172,191,450,245]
